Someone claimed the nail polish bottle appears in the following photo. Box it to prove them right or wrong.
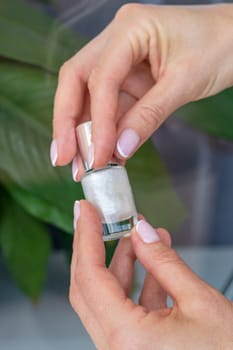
[77,121,138,241]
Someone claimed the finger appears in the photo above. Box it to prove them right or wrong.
[109,237,136,296]
[117,63,154,121]
[122,62,154,99]
[70,212,107,350]
[139,229,171,310]
[52,25,110,167]
[131,220,208,307]
[72,90,136,181]
[115,71,189,160]
[52,58,85,166]
[139,272,167,310]
[54,60,152,169]
[116,91,137,121]
[71,92,92,182]
[70,235,78,283]
[69,282,108,350]
[138,213,145,221]
[71,153,84,182]
[88,32,146,168]
[108,212,144,294]
[75,201,140,337]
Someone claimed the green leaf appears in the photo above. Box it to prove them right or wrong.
[0,0,184,236]
[0,0,87,72]
[7,182,82,234]
[0,61,83,233]
[0,60,183,234]
[177,87,233,141]
[0,193,51,300]
[105,240,119,267]
[127,141,185,232]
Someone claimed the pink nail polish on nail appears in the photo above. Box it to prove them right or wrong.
[87,143,94,169]
[50,139,58,167]
[136,220,160,243]
[73,200,80,230]
[117,128,140,159]
[72,157,79,182]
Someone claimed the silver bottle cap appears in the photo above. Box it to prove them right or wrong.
[76,121,93,171]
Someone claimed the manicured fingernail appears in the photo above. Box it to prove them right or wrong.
[136,220,160,243]
[117,128,140,158]
[50,139,58,167]
[72,157,79,182]
[87,143,94,169]
[73,200,80,230]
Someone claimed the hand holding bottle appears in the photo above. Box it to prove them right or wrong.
[71,200,233,350]
[52,3,233,175]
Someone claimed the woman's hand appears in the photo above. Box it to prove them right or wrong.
[51,4,233,176]
[70,200,233,350]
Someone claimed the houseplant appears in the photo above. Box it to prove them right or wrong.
[0,0,184,300]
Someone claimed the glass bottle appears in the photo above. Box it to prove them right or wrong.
[77,121,138,241]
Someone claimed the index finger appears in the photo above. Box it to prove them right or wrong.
[52,27,110,166]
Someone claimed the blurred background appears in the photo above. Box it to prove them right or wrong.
[0,0,233,349]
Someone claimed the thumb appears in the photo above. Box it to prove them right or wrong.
[115,73,188,160]
[131,220,205,306]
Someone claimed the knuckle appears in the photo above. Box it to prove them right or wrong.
[88,67,101,93]
[74,264,86,287]
[58,60,72,81]
[188,292,210,315]
[137,103,164,133]
[153,246,180,267]
[199,288,226,311]
[58,59,79,84]
[108,328,132,350]
[115,3,142,20]
[188,286,228,319]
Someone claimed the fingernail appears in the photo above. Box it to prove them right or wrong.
[73,200,80,230]
[50,139,58,167]
[87,143,94,169]
[72,157,79,182]
[117,128,140,159]
[136,220,160,243]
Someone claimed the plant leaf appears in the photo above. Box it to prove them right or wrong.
[127,141,185,232]
[0,61,83,233]
[0,0,87,72]
[0,192,51,300]
[177,87,233,141]
[0,60,184,234]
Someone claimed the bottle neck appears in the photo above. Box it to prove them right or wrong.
[81,163,124,179]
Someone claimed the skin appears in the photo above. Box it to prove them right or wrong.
[52,3,233,348]
[53,3,233,175]
[70,201,233,350]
